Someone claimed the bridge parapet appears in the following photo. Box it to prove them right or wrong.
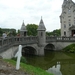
[14,36,38,45]
[0,37,14,53]
[46,37,57,42]
[56,37,75,42]
[1,36,75,53]
[0,36,38,53]
[46,36,75,42]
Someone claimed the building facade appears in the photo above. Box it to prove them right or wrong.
[60,0,75,37]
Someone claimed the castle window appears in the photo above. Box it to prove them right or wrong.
[68,16,71,17]
[63,12,66,14]
[69,24,71,26]
[73,10,75,15]
[64,31,66,36]
[74,20,75,24]
[64,21,66,23]
[68,9,71,13]
[64,24,66,28]
[41,32,43,36]
[69,19,71,21]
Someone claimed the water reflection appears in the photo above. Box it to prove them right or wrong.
[47,62,62,75]
[25,51,75,75]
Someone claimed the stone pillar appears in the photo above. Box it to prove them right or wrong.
[38,46,44,56]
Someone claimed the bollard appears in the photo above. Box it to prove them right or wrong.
[15,45,22,70]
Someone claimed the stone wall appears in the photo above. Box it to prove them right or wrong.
[0,46,18,59]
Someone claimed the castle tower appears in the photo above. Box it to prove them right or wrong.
[37,17,46,56]
[37,17,46,46]
[62,0,67,7]
[20,20,27,36]
[60,0,75,37]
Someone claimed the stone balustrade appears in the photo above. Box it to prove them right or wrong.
[46,36,75,42]
[14,36,38,45]
[0,36,38,53]
[0,36,75,53]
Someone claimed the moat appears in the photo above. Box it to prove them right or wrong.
[25,51,75,75]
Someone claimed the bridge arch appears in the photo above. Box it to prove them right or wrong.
[44,43,55,51]
[22,46,37,56]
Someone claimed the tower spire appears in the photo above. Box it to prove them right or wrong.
[23,20,24,23]
[20,20,27,36]
[41,16,42,19]
[37,17,46,31]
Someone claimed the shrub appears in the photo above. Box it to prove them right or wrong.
[63,44,75,53]
[12,56,27,63]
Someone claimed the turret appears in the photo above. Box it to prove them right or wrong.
[37,17,46,46]
[62,0,67,8]
[20,20,27,36]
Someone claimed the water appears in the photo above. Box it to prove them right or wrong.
[25,51,75,75]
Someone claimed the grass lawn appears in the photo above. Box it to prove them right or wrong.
[4,59,53,75]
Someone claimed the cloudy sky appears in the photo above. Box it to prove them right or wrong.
[0,0,74,31]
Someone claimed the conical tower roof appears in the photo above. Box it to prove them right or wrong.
[37,17,46,31]
[20,20,27,31]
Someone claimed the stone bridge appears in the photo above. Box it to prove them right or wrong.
[0,36,75,58]
[0,18,75,58]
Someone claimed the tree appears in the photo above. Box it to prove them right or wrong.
[16,29,20,36]
[52,29,61,36]
[11,31,16,36]
[0,28,3,36]
[26,24,38,36]
[46,29,61,36]
[1,28,17,36]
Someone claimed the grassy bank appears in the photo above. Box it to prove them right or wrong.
[63,44,75,53]
[4,59,53,75]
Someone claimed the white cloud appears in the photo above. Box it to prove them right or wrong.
[0,0,66,31]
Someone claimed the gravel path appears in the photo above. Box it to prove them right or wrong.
[0,58,30,75]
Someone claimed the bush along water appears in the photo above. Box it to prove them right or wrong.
[63,44,75,53]
[12,56,27,63]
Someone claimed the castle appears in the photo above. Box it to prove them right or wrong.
[20,0,75,37]
[60,0,75,37]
